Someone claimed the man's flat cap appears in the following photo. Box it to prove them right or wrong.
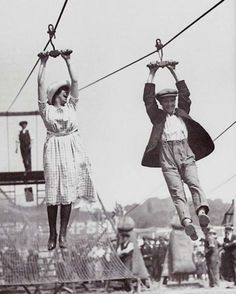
[224,224,233,230]
[156,88,178,101]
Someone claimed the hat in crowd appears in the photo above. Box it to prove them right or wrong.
[156,88,178,102]
[117,215,135,233]
[208,227,216,235]
[47,80,70,105]
[19,121,28,127]
[224,224,233,231]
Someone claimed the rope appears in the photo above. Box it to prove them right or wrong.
[78,0,225,91]
[7,0,69,111]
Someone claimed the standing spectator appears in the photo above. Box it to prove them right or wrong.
[151,238,160,281]
[156,237,168,281]
[205,228,220,287]
[140,237,153,277]
[222,225,236,286]
[16,121,32,171]
[117,216,149,291]
[117,232,135,292]
[194,250,207,280]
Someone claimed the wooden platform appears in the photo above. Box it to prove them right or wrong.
[0,171,45,185]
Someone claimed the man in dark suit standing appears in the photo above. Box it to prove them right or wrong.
[205,228,220,287]
[223,225,236,286]
[142,61,214,240]
[16,121,32,171]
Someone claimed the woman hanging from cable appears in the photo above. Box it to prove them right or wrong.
[37,50,96,250]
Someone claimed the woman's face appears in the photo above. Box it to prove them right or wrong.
[53,86,70,106]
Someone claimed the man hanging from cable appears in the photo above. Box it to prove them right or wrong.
[37,49,96,250]
[141,59,214,240]
[16,121,32,172]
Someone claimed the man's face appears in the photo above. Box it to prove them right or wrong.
[121,235,129,243]
[160,96,176,114]
[225,229,233,238]
[21,123,27,129]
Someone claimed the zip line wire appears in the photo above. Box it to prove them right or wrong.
[78,0,225,91]
[209,174,236,194]
[7,0,225,110]
[213,121,236,142]
[7,0,69,111]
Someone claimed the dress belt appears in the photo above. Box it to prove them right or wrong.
[47,129,78,137]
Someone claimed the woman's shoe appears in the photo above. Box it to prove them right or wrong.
[47,205,58,251]
[48,234,57,251]
[59,234,67,249]
[59,203,71,249]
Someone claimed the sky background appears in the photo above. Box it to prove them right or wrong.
[0,0,235,209]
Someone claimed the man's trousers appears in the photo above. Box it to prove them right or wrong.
[160,139,209,224]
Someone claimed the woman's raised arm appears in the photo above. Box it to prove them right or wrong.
[37,52,49,102]
[61,50,78,99]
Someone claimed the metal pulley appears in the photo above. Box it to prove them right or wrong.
[147,38,178,69]
[46,24,73,58]
[155,38,164,62]
[47,24,60,58]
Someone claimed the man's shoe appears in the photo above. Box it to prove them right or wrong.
[198,211,210,227]
[184,223,198,241]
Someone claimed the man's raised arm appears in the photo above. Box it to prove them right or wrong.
[167,64,191,114]
[143,62,163,124]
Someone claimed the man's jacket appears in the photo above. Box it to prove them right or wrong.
[142,80,214,167]
[19,130,31,149]
[224,234,236,259]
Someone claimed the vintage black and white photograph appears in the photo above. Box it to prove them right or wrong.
[0,0,235,293]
